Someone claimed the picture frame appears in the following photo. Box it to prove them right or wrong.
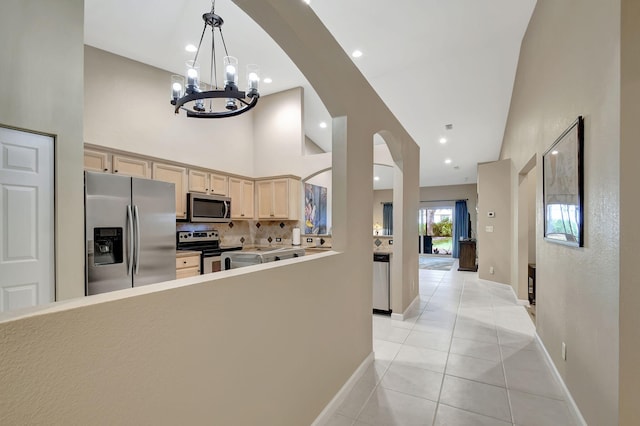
[542,116,584,247]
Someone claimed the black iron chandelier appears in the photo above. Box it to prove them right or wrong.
[170,0,259,118]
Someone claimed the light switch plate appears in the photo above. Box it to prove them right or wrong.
[306,238,313,243]
[485,226,494,232]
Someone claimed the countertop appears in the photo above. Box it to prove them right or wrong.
[175,250,201,258]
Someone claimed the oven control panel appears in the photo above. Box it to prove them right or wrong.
[177,230,219,243]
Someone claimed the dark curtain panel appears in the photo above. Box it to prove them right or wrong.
[452,200,469,258]
[382,203,393,235]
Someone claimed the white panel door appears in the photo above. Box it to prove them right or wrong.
[0,127,54,312]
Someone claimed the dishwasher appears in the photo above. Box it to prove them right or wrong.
[373,253,391,314]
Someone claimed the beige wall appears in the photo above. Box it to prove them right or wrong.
[84,46,256,177]
[619,0,640,422]
[499,0,620,423]
[0,0,85,300]
[477,160,512,284]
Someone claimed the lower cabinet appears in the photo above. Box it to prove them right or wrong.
[176,253,201,278]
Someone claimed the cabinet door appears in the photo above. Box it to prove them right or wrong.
[84,149,111,173]
[112,155,151,178]
[257,180,274,218]
[271,179,290,218]
[229,177,243,219]
[188,169,209,193]
[210,173,228,196]
[241,180,254,219]
[153,163,188,219]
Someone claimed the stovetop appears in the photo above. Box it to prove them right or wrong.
[176,231,241,256]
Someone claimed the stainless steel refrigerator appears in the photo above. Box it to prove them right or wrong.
[85,171,176,295]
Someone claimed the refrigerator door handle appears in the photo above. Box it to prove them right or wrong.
[134,205,141,275]
[127,205,134,277]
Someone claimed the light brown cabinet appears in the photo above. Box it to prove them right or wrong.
[188,170,228,196]
[153,163,188,219]
[112,155,151,178]
[229,177,254,219]
[256,178,300,220]
[84,149,111,173]
[176,253,201,278]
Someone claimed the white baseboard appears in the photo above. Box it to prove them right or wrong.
[516,298,530,306]
[311,352,374,426]
[535,333,587,425]
[390,294,420,321]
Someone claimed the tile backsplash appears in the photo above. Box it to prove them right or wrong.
[176,220,302,247]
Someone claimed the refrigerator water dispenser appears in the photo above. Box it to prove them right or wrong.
[93,227,123,266]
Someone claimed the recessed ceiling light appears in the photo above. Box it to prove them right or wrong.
[352,50,363,58]
[185,44,197,53]
[319,122,327,129]
[263,77,273,84]
[303,0,311,4]
[551,150,559,155]
[444,159,452,164]
[374,176,380,181]
[439,137,447,144]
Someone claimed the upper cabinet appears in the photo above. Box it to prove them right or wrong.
[153,163,188,219]
[84,148,151,179]
[84,149,111,173]
[256,178,301,220]
[112,155,151,179]
[188,170,228,196]
[229,177,254,219]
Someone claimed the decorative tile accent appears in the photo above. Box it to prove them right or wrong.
[375,239,382,247]
[228,222,234,228]
[256,222,261,228]
[267,236,273,243]
[280,222,285,228]
[240,237,245,243]
[320,238,325,245]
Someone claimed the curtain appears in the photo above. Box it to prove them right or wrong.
[452,200,469,258]
[382,203,393,235]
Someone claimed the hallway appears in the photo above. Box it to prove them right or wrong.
[323,264,577,425]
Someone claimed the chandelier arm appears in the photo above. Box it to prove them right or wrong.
[219,27,230,58]
[192,21,208,66]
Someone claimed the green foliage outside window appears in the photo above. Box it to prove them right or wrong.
[431,217,452,237]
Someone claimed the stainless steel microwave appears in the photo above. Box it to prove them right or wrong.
[187,193,232,223]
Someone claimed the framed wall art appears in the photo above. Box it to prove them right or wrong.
[542,116,584,247]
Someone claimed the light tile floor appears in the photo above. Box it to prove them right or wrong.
[322,262,576,426]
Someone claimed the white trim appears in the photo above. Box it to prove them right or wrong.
[516,298,530,306]
[390,294,420,321]
[311,352,374,426]
[535,335,587,426]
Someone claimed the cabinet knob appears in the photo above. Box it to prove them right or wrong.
[114,170,118,173]
[103,168,108,172]
[183,261,187,264]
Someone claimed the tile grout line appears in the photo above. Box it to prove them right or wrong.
[493,285,517,426]
[431,269,465,426]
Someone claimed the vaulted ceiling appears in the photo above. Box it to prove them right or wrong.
[84,0,536,189]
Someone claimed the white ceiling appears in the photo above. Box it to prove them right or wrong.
[84,0,536,189]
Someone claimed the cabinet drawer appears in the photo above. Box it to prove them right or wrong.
[176,267,200,279]
[176,255,200,269]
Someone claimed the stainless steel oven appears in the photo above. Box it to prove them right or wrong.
[176,231,242,274]
[187,193,231,223]
[203,255,223,274]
